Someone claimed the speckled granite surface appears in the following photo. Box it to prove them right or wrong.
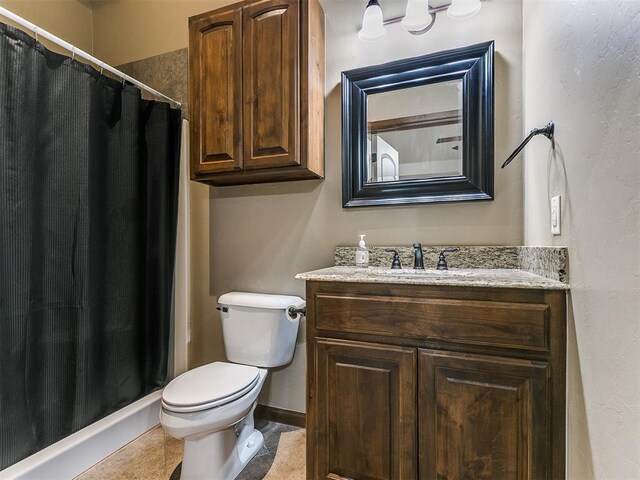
[517,246,569,282]
[296,266,569,290]
[335,245,568,283]
[336,246,520,270]
[118,49,188,118]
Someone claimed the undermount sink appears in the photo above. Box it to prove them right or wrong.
[377,269,474,277]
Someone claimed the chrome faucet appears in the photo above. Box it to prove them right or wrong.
[413,242,425,270]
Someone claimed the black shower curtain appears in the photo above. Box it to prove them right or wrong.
[0,24,181,469]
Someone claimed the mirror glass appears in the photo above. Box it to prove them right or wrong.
[366,80,463,183]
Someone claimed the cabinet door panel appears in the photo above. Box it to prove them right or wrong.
[316,339,417,480]
[243,0,299,169]
[189,8,243,175]
[419,350,550,480]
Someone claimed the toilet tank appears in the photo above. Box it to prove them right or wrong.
[217,292,304,368]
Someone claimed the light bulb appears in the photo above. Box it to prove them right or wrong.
[447,0,481,19]
[358,0,387,42]
[401,0,431,32]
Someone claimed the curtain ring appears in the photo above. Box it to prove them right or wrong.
[99,61,104,75]
[122,77,126,87]
[71,46,76,61]
[33,26,38,42]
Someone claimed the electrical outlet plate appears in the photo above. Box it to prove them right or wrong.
[551,195,561,235]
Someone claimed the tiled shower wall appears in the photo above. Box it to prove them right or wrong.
[118,49,189,119]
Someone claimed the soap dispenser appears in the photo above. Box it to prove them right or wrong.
[356,234,369,268]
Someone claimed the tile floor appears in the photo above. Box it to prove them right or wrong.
[74,425,182,480]
[236,420,304,480]
[74,419,304,480]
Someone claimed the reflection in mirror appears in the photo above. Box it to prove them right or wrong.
[366,80,463,184]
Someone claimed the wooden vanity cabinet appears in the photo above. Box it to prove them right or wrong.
[305,281,567,480]
[189,0,325,186]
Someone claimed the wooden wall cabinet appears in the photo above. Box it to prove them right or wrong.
[189,0,325,186]
[306,282,567,480]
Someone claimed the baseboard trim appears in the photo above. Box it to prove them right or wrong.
[255,404,306,428]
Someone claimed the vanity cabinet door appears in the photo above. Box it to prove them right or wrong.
[418,349,551,480]
[315,339,417,480]
[189,6,243,176]
[242,0,300,170]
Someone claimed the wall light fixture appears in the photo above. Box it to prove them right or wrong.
[358,0,482,41]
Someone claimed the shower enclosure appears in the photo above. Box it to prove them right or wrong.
[0,19,182,472]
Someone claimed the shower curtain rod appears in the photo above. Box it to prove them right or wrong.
[0,6,182,109]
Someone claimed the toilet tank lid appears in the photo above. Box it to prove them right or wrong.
[218,292,305,310]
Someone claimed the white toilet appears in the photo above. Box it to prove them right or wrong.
[160,292,305,480]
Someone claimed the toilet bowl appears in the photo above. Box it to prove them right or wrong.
[160,292,304,480]
[160,363,268,480]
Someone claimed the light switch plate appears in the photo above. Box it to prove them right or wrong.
[551,195,561,235]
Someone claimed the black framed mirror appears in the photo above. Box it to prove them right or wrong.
[342,41,494,208]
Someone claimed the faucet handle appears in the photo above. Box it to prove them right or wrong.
[437,248,459,271]
[384,249,402,269]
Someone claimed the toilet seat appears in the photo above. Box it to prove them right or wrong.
[162,362,260,413]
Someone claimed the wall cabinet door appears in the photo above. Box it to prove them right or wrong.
[189,6,243,176]
[315,339,417,480]
[242,0,299,170]
[418,350,551,480]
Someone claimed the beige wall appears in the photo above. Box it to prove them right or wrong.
[92,0,232,65]
[522,1,640,478]
[91,0,523,413]
[0,0,93,54]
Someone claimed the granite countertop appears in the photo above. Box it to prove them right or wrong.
[295,266,569,290]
